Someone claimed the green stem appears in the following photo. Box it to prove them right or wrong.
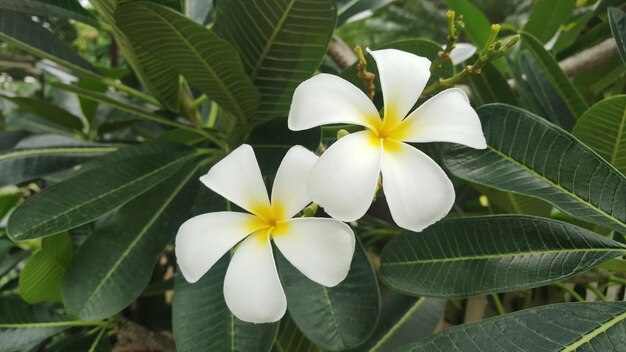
[191,95,209,109]
[585,284,608,302]
[553,282,585,302]
[609,275,626,286]
[88,326,108,352]
[0,320,107,328]
[491,293,506,315]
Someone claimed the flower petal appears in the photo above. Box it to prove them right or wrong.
[449,43,476,65]
[397,88,487,149]
[367,48,431,125]
[224,232,287,323]
[381,141,455,232]
[309,131,382,222]
[271,146,319,220]
[175,212,263,283]
[200,144,271,215]
[288,73,380,131]
[273,218,355,287]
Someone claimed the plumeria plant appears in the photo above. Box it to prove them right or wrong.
[0,1,625,351]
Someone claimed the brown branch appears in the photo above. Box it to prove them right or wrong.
[114,317,175,352]
[327,36,357,70]
[558,38,618,76]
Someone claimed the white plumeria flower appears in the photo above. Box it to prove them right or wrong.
[288,48,487,232]
[448,43,477,65]
[175,144,356,323]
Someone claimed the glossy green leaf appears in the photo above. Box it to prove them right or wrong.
[0,0,97,26]
[277,240,380,351]
[6,143,196,241]
[115,1,259,121]
[213,0,336,121]
[272,314,319,352]
[474,184,552,217]
[396,301,626,351]
[609,7,626,64]
[0,194,20,220]
[0,145,118,188]
[0,10,97,75]
[173,256,279,352]
[466,62,516,106]
[380,216,625,298]
[523,0,576,44]
[519,52,576,130]
[62,162,200,320]
[573,95,626,174]
[443,0,491,47]
[3,96,84,132]
[521,33,588,118]
[0,132,29,151]
[19,233,74,304]
[443,104,626,234]
[0,296,71,352]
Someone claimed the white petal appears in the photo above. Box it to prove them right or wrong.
[200,144,271,215]
[273,218,355,287]
[381,141,455,232]
[271,146,318,220]
[449,43,477,65]
[224,232,286,323]
[397,88,487,149]
[175,212,263,283]
[309,131,382,222]
[288,73,380,131]
[367,48,431,124]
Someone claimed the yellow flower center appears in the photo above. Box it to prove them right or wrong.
[367,112,409,153]
[247,201,290,244]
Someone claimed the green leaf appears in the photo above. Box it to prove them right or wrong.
[18,233,74,304]
[0,194,20,220]
[277,240,380,351]
[443,104,626,234]
[3,96,84,132]
[213,0,336,121]
[0,131,29,151]
[115,1,260,122]
[62,162,201,320]
[6,143,196,241]
[45,330,111,352]
[443,0,491,47]
[173,256,279,352]
[573,95,626,174]
[0,296,70,352]
[466,62,517,106]
[273,314,320,352]
[473,185,552,217]
[380,216,625,298]
[523,0,576,44]
[521,33,588,118]
[0,145,118,188]
[0,10,97,75]
[0,0,98,26]
[609,7,626,64]
[396,301,626,351]
[518,52,576,130]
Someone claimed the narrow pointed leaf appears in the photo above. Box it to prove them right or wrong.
[397,301,626,351]
[277,240,380,351]
[3,96,84,131]
[573,95,626,174]
[0,0,97,26]
[7,143,196,241]
[609,7,626,64]
[380,216,625,298]
[213,0,336,121]
[62,163,201,320]
[173,256,279,352]
[523,0,576,44]
[115,1,260,121]
[466,62,517,106]
[443,104,626,234]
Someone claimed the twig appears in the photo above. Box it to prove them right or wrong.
[115,317,175,352]
[327,36,357,70]
[559,38,618,76]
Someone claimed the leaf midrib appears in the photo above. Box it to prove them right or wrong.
[383,248,625,266]
[369,297,426,352]
[561,309,626,351]
[610,105,626,166]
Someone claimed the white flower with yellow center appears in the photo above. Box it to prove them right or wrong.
[288,48,487,232]
[175,144,355,323]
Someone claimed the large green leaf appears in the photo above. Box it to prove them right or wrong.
[609,7,626,64]
[62,162,200,320]
[19,233,75,304]
[474,185,552,217]
[173,256,279,352]
[573,95,626,174]
[443,0,491,47]
[272,314,319,352]
[0,10,96,75]
[3,96,84,132]
[523,0,576,44]
[213,0,336,121]
[520,33,588,118]
[397,301,626,351]
[115,1,260,122]
[6,143,196,241]
[0,0,97,26]
[0,296,70,352]
[380,216,625,298]
[466,62,516,106]
[0,145,117,187]
[277,240,380,351]
[443,104,626,234]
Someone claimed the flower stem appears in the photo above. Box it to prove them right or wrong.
[354,45,376,101]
